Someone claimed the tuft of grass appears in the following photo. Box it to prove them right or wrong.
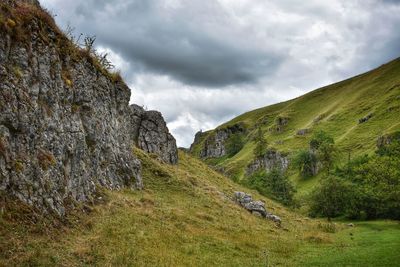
[14,159,24,173]
[12,66,22,80]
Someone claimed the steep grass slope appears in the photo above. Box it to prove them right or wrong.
[1,150,399,266]
[190,58,400,193]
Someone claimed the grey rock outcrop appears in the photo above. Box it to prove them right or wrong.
[274,116,289,132]
[358,113,373,124]
[129,105,178,164]
[195,123,245,158]
[377,131,400,148]
[190,130,205,152]
[0,1,177,215]
[234,191,281,225]
[246,149,289,176]
[296,128,309,136]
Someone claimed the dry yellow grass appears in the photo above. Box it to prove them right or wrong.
[1,150,337,266]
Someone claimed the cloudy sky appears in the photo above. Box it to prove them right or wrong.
[40,0,400,147]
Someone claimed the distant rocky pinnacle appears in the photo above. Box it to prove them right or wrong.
[0,0,177,216]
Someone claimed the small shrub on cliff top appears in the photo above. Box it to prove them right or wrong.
[0,2,123,86]
[61,69,73,87]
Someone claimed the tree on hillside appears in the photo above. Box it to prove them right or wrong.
[294,131,337,178]
[254,128,268,158]
[309,130,338,173]
[309,130,334,151]
[309,175,353,219]
[293,150,318,178]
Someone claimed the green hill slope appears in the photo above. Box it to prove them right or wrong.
[2,149,399,266]
[190,57,400,195]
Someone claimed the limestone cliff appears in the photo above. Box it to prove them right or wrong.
[0,0,178,216]
[191,123,245,158]
[129,104,178,165]
[246,149,289,176]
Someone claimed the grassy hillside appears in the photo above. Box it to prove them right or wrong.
[190,57,400,195]
[2,149,398,266]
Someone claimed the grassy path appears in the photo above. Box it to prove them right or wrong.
[295,221,400,267]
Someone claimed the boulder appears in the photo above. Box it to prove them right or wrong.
[296,129,309,136]
[358,113,373,124]
[234,191,281,224]
[244,200,268,217]
[266,214,282,225]
[129,105,178,165]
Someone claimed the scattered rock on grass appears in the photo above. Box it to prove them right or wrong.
[234,191,281,225]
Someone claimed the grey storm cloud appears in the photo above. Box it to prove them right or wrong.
[56,0,285,87]
[41,0,400,146]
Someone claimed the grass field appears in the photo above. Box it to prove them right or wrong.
[1,150,399,266]
[295,221,400,267]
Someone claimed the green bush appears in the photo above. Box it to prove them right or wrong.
[309,139,400,220]
[247,169,295,206]
[309,175,353,218]
[293,150,318,178]
[309,130,334,150]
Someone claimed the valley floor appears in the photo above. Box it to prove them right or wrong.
[1,150,399,266]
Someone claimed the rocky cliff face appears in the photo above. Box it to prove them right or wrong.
[129,105,178,164]
[191,123,245,158]
[0,0,177,216]
[246,149,289,176]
